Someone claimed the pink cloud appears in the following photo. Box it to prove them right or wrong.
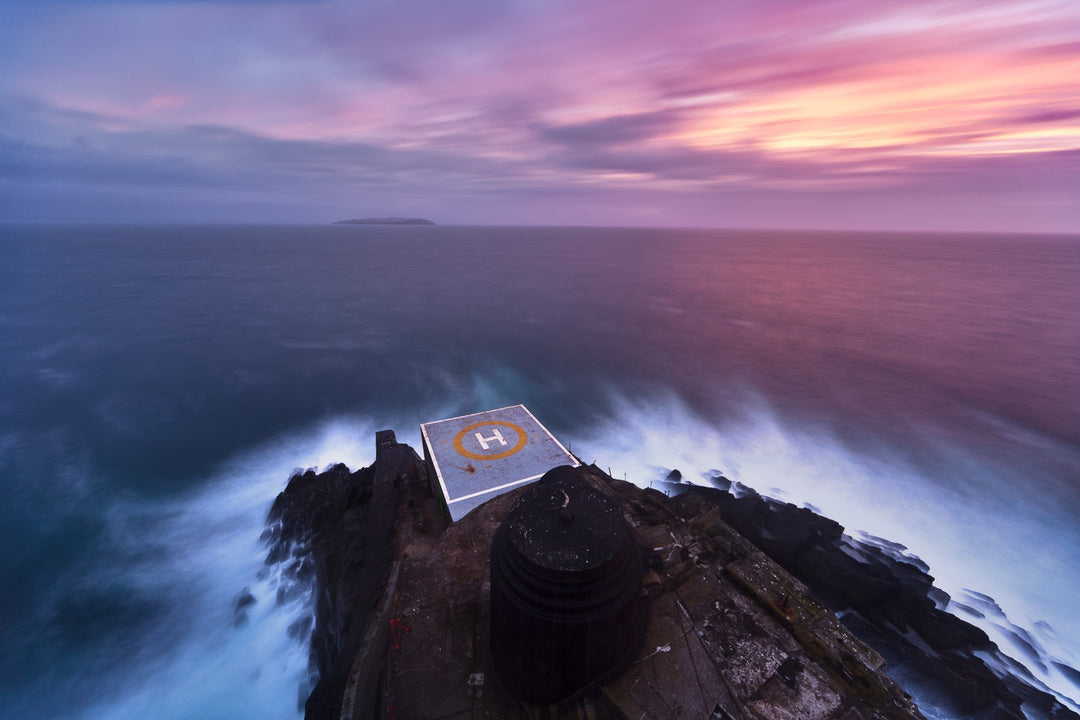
[1,0,1077,229]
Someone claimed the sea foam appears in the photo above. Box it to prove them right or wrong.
[567,390,1080,710]
[59,416,382,720]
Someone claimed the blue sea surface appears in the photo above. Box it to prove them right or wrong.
[1,224,1078,718]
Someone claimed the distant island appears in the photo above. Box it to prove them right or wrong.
[333,217,436,225]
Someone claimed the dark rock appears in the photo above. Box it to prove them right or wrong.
[259,436,425,720]
[707,472,732,491]
[288,615,313,641]
[385,462,924,720]
[689,483,1079,720]
[232,588,256,627]
[777,657,803,688]
[262,432,1078,720]
[234,588,256,612]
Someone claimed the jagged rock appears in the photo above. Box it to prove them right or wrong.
[261,436,425,720]
[377,465,924,720]
[693,484,1077,720]
[234,588,255,611]
[258,435,1078,720]
[232,588,256,627]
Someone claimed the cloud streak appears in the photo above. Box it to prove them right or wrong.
[1,0,1077,230]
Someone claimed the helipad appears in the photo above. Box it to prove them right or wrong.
[420,405,580,522]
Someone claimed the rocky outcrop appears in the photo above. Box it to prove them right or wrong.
[261,431,425,719]
[333,217,436,225]
[382,464,924,720]
[257,432,1077,720]
[674,476,1078,720]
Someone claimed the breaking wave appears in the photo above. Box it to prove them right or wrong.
[567,390,1080,711]
[6,416,386,720]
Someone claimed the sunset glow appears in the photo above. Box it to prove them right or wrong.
[1,0,1077,230]
[680,49,1080,157]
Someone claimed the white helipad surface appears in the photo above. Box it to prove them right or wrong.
[420,404,579,522]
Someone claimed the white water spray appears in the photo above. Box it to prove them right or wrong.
[567,391,1080,709]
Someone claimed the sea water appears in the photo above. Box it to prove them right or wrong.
[1,224,1077,718]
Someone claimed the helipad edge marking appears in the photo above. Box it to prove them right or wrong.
[422,404,580,522]
[420,423,453,512]
[520,405,579,464]
[425,403,526,427]
[446,471,550,505]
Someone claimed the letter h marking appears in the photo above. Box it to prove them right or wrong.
[475,428,508,450]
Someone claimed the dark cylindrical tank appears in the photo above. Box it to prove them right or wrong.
[490,465,645,705]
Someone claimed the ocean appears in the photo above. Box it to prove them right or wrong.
[1,224,1077,719]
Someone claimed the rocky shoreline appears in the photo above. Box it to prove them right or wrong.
[659,474,1078,720]
[255,432,1078,720]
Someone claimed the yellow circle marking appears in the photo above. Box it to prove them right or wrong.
[453,420,528,461]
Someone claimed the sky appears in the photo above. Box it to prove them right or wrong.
[0,0,1078,231]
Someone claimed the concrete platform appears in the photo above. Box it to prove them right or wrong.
[420,405,579,522]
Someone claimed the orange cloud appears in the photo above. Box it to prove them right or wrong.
[674,48,1080,161]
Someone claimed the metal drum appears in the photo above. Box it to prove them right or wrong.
[490,465,644,704]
